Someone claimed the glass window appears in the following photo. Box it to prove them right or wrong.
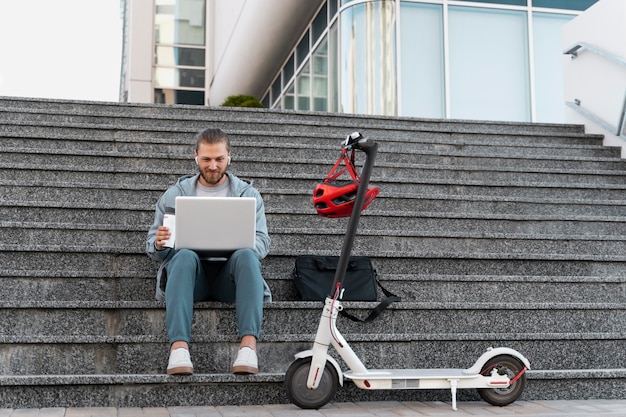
[155,0,205,46]
[312,39,329,112]
[340,2,397,115]
[328,23,339,113]
[455,0,526,5]
[532,12,573,123]
[284,54,295,85]
[297,62,311,110]
[154,67,205,88]
[154,88,204,105]
[399,2,445,118]
[448,6,530,122]
[313,4,328,44]
[155,46,205,66]
[296,31,310,68]
[283,83,295,110]
[533,0,598,11]
[271,76,282,104]
[329,0,338,20]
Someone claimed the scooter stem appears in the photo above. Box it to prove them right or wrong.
[328,135,378,297]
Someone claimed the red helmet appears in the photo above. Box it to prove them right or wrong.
[313,181,379,218]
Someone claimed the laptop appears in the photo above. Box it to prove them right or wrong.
[174,196,256,256]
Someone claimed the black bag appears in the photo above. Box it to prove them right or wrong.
[292,255,400,322]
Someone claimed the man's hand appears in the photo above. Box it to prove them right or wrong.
[155,226,171,250]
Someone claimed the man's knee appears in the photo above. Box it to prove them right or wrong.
[168,249,201,272]
[229,249,262,279]
[230,248,257,264]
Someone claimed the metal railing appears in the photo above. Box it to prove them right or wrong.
[564,41,626,139]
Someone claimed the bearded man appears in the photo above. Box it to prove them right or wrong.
[146,128,271,376]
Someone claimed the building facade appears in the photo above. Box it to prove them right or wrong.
[122,0,598,123]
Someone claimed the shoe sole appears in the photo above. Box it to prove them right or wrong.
[232,365,258,375]
[167,366,194,375]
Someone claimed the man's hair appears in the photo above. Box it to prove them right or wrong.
[195,128,230,152]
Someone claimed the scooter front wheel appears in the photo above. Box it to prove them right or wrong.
[284,357,339,409]
[477,354,526,406]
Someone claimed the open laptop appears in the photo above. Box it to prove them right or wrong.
[174,196,256,257]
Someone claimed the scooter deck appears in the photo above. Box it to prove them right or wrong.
[345,368,475,380]
[344,368,509,391]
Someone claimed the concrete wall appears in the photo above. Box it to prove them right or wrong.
[563,0,626,157]
[126,0,155,103]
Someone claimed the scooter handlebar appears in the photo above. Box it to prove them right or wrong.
[344,132,376,153]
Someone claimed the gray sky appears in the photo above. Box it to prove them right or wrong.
[0,0,123,102]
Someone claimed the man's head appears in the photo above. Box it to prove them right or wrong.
[194,128,231,187]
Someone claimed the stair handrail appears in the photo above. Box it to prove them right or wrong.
[564,41,626,138]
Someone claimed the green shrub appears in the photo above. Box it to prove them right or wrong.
[221,95,264,108]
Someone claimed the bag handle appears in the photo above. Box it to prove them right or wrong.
[314,257,358,271]
[339,275,401,322]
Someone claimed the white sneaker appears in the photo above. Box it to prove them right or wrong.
[167,348,193,375]
[232,346,258,374]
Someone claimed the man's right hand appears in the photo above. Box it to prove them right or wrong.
[155,226,171,250]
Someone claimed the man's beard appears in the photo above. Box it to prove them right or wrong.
[200,168,226,186]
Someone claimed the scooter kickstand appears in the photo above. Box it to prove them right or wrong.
[449,379,458,411]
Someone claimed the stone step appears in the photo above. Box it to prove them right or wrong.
[0,368,624,408]
[4,250,625,280]
[1,301,623,340]
[2,272,625,304]
[1,131,623,164]
[2,126,617,163]
[3,184,626,219]
[4,174,626,204]
[3,150,626,186]
[1,333,624,375]
[5,221,626,259]
[0,96,589,136]
[4,205,626,237]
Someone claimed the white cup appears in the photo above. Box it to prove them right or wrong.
[162,214,176,248]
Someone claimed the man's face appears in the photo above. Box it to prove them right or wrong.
[195,141,230,187]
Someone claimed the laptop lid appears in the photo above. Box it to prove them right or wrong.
[174,196,256,256]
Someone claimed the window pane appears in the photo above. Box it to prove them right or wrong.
[154,88,204,105]
[283,83,295,110]
[399,2,444,118]
[283,54,295,85]
[155,0,205,46]
[455,0,526,5]
[296,31,310,67]
[329,0,338,19]
[340,2,397,115]
[448,7,530,121]
[271,76,282,103]
[328,23,339,112]
[313,3,328,43]
[533,0,598,11]
[297,62,311,110]
[155,46,205,66]
[154,67,205,88]
[533,12,573,122]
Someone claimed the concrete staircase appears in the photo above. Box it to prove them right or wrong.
[0,97,625,407]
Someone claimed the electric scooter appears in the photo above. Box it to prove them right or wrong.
[284,132,530,411]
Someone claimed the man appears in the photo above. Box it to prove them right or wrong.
[146,128,271,376]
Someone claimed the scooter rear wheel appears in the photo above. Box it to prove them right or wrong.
[477,354,526,406]
[284,357,339,409]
